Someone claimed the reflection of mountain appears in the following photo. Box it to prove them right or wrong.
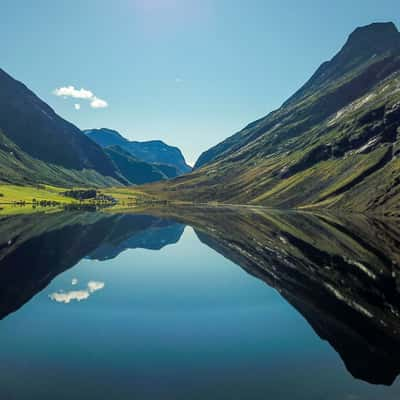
[2,207,400,386]
[87,216,184,260]
[0,212,184,319]
[148,206,400,386]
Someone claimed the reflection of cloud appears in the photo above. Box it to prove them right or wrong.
[88,281,105,293]
[49,280,105,304]
[49,290,90,304]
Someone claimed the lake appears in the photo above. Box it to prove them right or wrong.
[0,207,399,399]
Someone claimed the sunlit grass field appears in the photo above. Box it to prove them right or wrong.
[0,184,155,215]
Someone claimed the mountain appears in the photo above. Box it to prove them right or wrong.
[104,145,168,184]
[83,128,127,147]
[0,68,180,187]
[85,128,192,175]
[0,129,121,186]
[147,23,400,215]
[195,22,400,169]
[0,68,122,183]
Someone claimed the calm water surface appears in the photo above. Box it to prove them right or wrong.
[0,209,399,399]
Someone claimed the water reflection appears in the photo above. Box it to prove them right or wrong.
[0,208,399,388]
[172,207,400,386]
[49,280,105,304]
[0,212,184,318]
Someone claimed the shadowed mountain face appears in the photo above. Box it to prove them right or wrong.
[85,128,192,176]
[0,212,184,319]
[0,69,120,181]
[103,145,169,184]
[143,206,400,385]
[0,208,399,386]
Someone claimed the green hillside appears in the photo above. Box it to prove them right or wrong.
[143,23,400,216]
[0,130,120,187]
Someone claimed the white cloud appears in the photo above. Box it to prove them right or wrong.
[54,86,93,99]
[53,85,108,109]
[90,97,108,109]
[49,280,105,304]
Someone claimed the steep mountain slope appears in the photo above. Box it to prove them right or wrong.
[145,22,400,215]
[0,69,120,180]
[104,145,168,184]
[85,128,192,175]
[0,129,120,187]
[195,22,400,169]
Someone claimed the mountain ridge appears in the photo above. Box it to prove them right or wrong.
[0,67,190,187]
[85,128,192,175]
[195,22,400,169]
[144,22,400,216]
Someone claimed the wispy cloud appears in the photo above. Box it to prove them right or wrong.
[53,85,108,109]
[49,280,105,304]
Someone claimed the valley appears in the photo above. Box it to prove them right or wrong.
[1,23,400,217]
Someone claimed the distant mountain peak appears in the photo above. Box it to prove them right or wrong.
[85,128,192,174]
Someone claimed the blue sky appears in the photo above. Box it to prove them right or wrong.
[1,0,398,164]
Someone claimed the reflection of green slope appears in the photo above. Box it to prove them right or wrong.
[0,212,184,319]
[0,212,115,319]
[144,206,400,385]
[2,206,400,385]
